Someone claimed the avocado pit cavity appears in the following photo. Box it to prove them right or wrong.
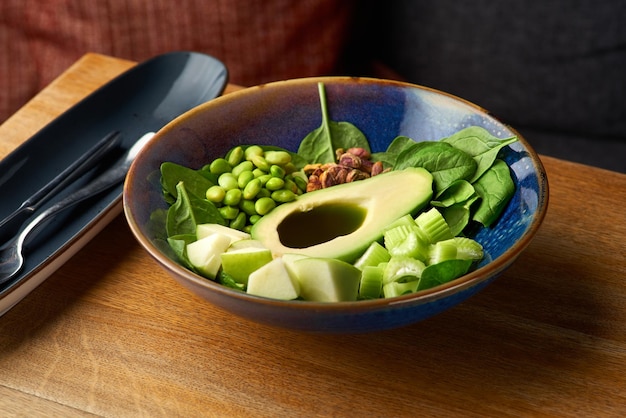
[277,203,366,248]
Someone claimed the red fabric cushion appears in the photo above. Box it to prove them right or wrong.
[0,0,355,122]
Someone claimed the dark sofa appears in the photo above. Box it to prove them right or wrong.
[347,0,626,172]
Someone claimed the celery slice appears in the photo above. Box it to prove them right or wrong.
[382,214,417,232]
[446,237,483,260]
[388,230,429,261]
[428,241,458,265]
[359,265,384,299]
[354,241,391,270]
[383,256,426,284]
[383,280,420,298]
[383,225,413,250]
[415,207,453,243]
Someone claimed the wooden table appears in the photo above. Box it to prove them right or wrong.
[1,53,625,417]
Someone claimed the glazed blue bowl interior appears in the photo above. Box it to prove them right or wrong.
[124,77,548,333]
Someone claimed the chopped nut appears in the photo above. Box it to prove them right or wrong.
[346,147,371,159]
[303,163,322,175]
[306,174,322,192]
[346,169,369,182]
[338,152,362,169]
[371,161,384,176]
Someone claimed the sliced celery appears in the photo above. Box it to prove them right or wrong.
[445,237,483,260]
[415,207,453,243]
[383,224,414,250]
[428,241,458,265]
[382,256,426,285]
[383,280,420,298]
[353,241,390,270]
[388,229,429,261]
[359,265,384,299]
[382,214,417,233]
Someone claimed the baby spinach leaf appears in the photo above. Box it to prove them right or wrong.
[161,162,215,202]
[166,181,225,238]
[440,195,479,236]
[297,82,370,164]
[372,135,419,168]
[472,159,515,227]
[431,179,475,206]
[443,126,517,182]
[395,141,477,193]
[167,234,198,270]
[418,259,473,289]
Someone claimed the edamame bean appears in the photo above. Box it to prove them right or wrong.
[252,168,265,178]
[269,164,285,179]
[249,214,262,224]
[264,150,291,166]
[265,177,285,191]
[256,188,271,199]
[209,158,231,175]
[230,212,247,231]
[257,174,272,186]
[219,205,239,220]
[255,197,276,215]
[206,185,226,203]
[242,178,262,199]
[271,189,296,203]
[231,160,254,178]
[251,155,270,171]
[237,170,255,188]
[217,172,238,190]
[223,188,242,206]
[239,199,258,216]
[227,146,244,166]
[244,145,264,160]
[291,174,308,192]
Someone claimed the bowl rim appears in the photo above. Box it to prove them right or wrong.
[123,76,549,312]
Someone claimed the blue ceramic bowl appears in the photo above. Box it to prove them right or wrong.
[124,77,548,333]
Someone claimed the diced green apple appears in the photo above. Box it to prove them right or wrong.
[246,258,300,300]
[290,257,361,302]
[186,233,232,279]
[196,223,250,243]
[220,247,273,285]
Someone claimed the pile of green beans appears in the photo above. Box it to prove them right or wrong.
[203,145,307,232]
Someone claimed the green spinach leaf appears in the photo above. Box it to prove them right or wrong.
[431,179,475,206]
[418,259,473,289]
[166,181,226,238]
[443,126,517,182]
[167,234,198,270]
[395,141,477,193]
[472,159,515,227]
[161,162,215,203]
[297,82,370,164]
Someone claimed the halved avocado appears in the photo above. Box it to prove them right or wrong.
[250,167,433,262]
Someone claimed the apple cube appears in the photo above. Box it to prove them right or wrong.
[196,223,250,244]
[186,233,231,279]
[246,258,300,300]
[220,247,273,285]
[290,257,361,302]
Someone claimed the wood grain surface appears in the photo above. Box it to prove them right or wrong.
[0,53,625,417]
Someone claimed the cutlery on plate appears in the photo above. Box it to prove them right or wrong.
[0,131,122,244]
[0,131,155,285]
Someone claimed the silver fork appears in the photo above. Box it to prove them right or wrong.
[0,132,155,285]
[0,131,122,243]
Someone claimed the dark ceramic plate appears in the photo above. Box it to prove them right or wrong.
[0,51,228,315]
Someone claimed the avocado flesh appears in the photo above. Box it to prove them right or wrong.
[250,167,433,263]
